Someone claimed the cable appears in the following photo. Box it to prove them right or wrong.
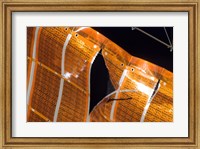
[133,27,172,49]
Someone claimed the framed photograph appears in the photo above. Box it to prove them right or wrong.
[0,0,199,148]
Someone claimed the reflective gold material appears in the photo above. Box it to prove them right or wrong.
[27,27,173,122]
[27,27,100,122]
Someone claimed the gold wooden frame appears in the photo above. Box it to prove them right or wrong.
[0,0,199,148]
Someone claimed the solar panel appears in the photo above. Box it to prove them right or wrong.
[27,27,173,122]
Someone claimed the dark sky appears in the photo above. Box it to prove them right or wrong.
[90,27,173,112]
[93,27,173,71]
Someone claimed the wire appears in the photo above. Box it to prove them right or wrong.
[133,27,172,49]
[164,27,173,52]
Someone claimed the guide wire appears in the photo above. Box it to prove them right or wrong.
[132,27,172,49]
[164,27,173,52]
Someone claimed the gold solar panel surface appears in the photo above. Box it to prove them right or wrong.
[27,27,100,122]
[27,27,173,122]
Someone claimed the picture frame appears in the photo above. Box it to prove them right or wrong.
[0,0,199,148]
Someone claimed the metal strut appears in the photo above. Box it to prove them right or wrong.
[132,27,173,49]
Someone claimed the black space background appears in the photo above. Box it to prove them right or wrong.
[89,27,173,113]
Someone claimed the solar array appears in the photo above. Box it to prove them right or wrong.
[27,27,173,122]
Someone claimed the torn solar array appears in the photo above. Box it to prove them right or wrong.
[27,27,173,122]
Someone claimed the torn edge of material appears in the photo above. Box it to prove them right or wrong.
[86,50,100,122]
[27,27,40,107]
[90,89,136,120]
[110,69,128,121]
[140,79,161,122]
[53,34,72,122]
